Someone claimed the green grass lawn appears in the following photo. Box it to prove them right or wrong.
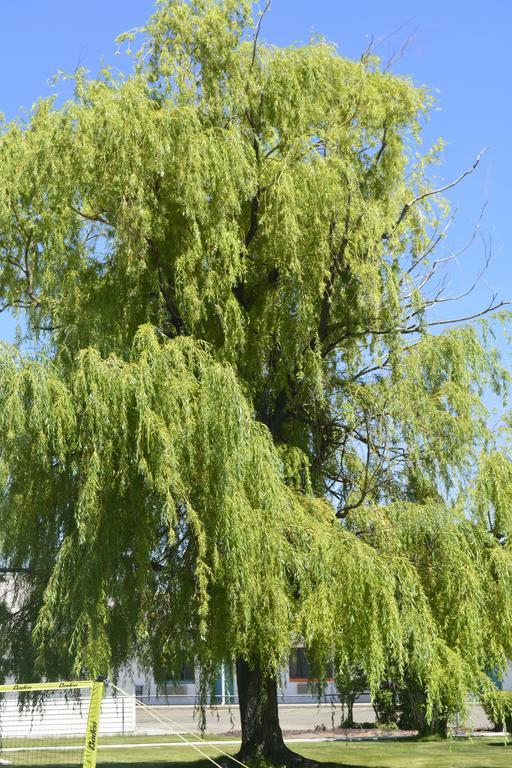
[2,736,509,768]
[93,737,512,768]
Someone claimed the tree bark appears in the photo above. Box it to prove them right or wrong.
[235,658,316,766]
[402,685,448,738]
[345,698,355,728]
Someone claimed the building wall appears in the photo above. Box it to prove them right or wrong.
[117,652,351,706]
[118,651,512,707]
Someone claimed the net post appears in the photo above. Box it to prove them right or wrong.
[83,677,105,768]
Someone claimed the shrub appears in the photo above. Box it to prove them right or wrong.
[481,691,512,732]
[372,684,400,727]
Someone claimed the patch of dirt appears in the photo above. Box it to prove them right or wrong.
[222,727,419,740]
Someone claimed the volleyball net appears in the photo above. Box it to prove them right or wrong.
[0,680,103,768]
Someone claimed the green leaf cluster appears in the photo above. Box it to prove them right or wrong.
[0,0,511,725]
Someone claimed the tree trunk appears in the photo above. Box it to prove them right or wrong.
[235,657,315,766]
[404,686,448,737]
[417,709,448,738]
[346,698,355,728]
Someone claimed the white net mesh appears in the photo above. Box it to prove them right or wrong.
[0,687,95,767]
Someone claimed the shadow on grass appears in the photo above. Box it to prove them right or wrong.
[96,760,359,768]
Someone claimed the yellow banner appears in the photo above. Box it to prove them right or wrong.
[0,680,96,693]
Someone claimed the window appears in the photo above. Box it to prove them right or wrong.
[135,684,144,698]
[178,662,195,683]
[289,648,333,681]
[289,648,309,680]
[166,662,195,684]
[157,660,196,696]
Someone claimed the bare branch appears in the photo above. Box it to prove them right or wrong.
[251,1,271,67]
[69,205,111,227]
[383,30,418,72]
[361,22,417,67]
[383,147,490,241]
[406,215,456,276]
[373,123,388,167]
[422,299,511,330]
[337,413,373,518]
[360,34,375,63]
[323,297,510,349]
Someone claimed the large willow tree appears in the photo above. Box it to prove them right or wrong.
[1,1,512,763]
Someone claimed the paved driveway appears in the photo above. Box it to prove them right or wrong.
[136,702,493,735]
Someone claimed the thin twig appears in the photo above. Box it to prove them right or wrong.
[384,147,490,240]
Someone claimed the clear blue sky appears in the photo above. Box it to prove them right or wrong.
[0,0,510,346]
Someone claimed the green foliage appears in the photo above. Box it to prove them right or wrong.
[481,690,512,733]
[372,683,400,728]
[0,0,511,734]
[334,662,367,728]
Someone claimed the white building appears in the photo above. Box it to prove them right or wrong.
[119,648,360,707]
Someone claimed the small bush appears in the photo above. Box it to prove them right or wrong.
[372,685,399,726]
[481,690,512,732]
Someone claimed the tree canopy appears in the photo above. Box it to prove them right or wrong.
[0,0,511,758]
